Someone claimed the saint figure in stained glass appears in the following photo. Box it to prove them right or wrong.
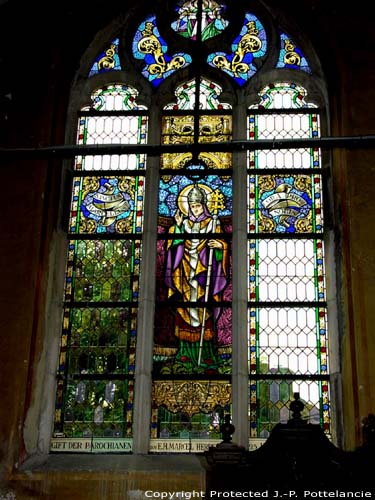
[165,184,229,371]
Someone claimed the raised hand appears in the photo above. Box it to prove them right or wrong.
[174,209,184,226]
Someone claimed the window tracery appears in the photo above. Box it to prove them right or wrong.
[52,0,332,453]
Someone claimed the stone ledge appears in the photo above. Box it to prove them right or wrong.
[16,453,204,474]
[8,455,206,500]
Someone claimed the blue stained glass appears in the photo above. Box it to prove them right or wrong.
[159,175,232,218]
[258,176,313,234]
[79,177,135,234]
[207,13,267,86]
[132,15,192,87]
[89,39,121,77]
[276,33,311,73]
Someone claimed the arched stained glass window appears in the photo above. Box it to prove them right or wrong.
[151,78,232,449]
[247,82,329,437]
[52,85,148,452]
[52,0,334,454]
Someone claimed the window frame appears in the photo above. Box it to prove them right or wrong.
[31,3,340,458]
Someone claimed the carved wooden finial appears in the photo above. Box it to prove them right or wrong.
[220,414,235,443]
[289,392,305,423]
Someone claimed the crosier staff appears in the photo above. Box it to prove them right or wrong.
[197,188,225,366]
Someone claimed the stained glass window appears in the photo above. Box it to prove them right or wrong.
[51,85,148,453]
[89,39,121,77]
[171,0,229,41]
[247,82,330,439]
[207,12,267,86]
[151,78,232,451]
[53,0,332,455]
[132,15,192,87]
[276,33,311,73]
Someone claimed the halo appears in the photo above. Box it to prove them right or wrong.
[177,183,213,216]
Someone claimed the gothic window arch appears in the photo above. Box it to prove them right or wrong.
[51,0,335,454]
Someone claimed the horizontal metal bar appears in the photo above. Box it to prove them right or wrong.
[247,108,322,115]
[247,233,323,239]
[247,168,323,175]
[248,301,327,307]
[2,135,375,160]
[249,374,329,380]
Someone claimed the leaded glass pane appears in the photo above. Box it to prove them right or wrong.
[249,378,330,438]
[151,73,233,448]
[53,86,147,452]
[89,39,121,77]
[207,12,267,85]
[64,240,141,303]
[248,109,320,170]
[249,82,317,110]
[150,380,231,450]
[249,239,326,302]
[162,79,231,171]
[248,174,323,234]
[77,85,147,171]
[249,147,320,170]
[250,113,320,140]
[248,307,328,376]
[53,378,133,441]
[164,78,231,110]
[171,0,228,41]
[69,176,145,234]
[161,114,232,170]
[276,33,311,73]
[155,175,232,375]
[58,307,137,376]
[132,15,192,87]
[247,82,330,441]
[76,115,147,171]
[87,85,147,112]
